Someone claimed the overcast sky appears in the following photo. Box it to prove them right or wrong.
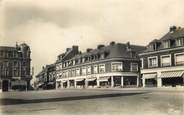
[0,0,184,82]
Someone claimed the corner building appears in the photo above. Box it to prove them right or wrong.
[140,26,184,87]
[0,43,32,91]
[56,42,145,89]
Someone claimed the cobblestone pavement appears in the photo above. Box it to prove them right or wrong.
[0,88,183,115]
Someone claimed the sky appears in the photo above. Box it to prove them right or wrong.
[0,0,184,82]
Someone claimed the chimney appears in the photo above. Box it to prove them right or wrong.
[110,41,115,45]
[66,48,71,52]
[126,42,131,51]
[169,26,177,32]
[72,45,78,51]
[97,44,105,49]
[86,48,93,52]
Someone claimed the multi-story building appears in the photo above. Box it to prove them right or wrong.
[0,43,32,91]
[140,26,184,87]
[55,42,146,89]
[35,64,56,90]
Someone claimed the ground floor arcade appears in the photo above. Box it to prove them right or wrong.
[56,72,139,89]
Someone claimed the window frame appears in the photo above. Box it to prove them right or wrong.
[93,65,98,74]
[81,66,87,75]
[99,64,106,73]
[75,68,80,76]
[111,62,123,72]
[174,52,184,65]
[163,40,170,49]
[160,54,171,67]
[131,63,138,72]
[87,66,91,75]
[148,56,158,68]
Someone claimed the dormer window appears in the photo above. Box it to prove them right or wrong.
[82,57,85,63]
[176,38,183,46]
[148,44,157,51]
[100,53,105,59]
[163,40,170,48]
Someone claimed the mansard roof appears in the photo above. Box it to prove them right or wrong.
[160,27,184,41]
[61,42,146,61]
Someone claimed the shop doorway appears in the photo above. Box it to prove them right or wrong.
[2,80,9,92]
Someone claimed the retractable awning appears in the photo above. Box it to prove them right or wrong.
[75,78,85,82]
[98,77,110,82]
[142,73,157,79]
[86,77,97,81]
[160,71,184,78]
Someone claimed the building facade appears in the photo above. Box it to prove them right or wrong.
[140,26,184,87]
[56,42,145,89]
[0,43,32,91]
[35,64,56,90]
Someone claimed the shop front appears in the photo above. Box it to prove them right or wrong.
[160,71,184,87]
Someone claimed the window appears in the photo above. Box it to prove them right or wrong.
[63,71,68,78]
[71,69,75,77]
[99,64,105,73]
[148,56,158,67]
[149,44,157,51]
[100,54,105,59]
[82,67,87,75]
[87,66,91,74]
[175,53,184,65]
[163,41,170,48]
[73,60,75,65]
[82,58,85,63]
[0,51,3,57]
[93,65,98,74]
[76,68,80,76]
[111,62,123,72]
[14,61,19,67]
[131,63,138,71]
[176,38,183,46]
[160,55,171,67]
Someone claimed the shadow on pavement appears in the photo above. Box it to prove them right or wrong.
[0,92,147,105]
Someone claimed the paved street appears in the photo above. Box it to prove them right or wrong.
[0,88,183,115]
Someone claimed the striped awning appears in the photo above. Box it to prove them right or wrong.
[142,73,157,79]
[75,78,85,82]
[160,71,184,78]
[98,77,110,82]
[86,77,97,81]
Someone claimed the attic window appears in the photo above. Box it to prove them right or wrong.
[148,44,157,51]
[176,38,183,46]
[163,40,170,48]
